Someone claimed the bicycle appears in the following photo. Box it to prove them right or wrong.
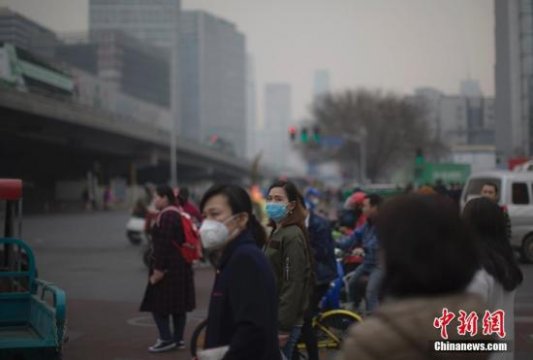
[190,318,208,358]
[294,259,363,359]
[190,259,363,358]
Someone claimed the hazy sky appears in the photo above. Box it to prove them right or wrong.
[0,0,494,121]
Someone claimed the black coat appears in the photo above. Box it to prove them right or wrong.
[140,209,195,314]
[205,230,281,360]
[308,212,337,285]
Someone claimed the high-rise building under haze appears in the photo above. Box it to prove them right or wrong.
[89,0,180,50]
[263,83,292,171]
[460,79,483,98]
[495,0,533,159]
[89,0,181,127]
[56,31,170,107]
[414,87,495,147]
[313,69,330,98]
[246,54,258,160]
[0,7,59,59]
[180,11,246,157]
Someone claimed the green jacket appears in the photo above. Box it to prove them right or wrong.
[264,224,312,332]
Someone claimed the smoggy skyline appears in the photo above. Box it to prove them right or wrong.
[0,0,494,121]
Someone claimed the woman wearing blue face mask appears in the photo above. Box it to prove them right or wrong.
[265,180,313,360]
[198,184,281,360]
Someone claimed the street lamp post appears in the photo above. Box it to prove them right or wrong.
[170,106,177,187]
[169,10,180,187]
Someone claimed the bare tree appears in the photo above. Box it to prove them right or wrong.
[308,89,442,182]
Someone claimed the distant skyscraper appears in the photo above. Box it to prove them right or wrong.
[263,83,292,170]
[313,69,331,98]
[246,54,258,160]
[495,0,532,159]
[89,0,181,127]
[0,7,59,58]
[460,79,483,98]
[414,87,494,147]
[56,31,170,107]
[89,0,180,49]
[180,11,246,157]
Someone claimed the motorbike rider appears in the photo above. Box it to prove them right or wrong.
[336,194,384,315]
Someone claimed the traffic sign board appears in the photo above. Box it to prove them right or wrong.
[321,136,344,149]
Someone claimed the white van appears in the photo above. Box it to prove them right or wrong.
[461,170,533,263]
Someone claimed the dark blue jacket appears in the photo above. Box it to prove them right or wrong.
[337,222,378,271]
[205,229,281,360]
[308,212,337,285]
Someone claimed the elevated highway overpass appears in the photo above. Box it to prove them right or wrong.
[0,86,271,211]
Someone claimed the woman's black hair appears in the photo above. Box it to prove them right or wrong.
[156,184,176,205]
[268,179,315,283]
[200,184,267,247]
[377,194,479,298]
[177,187,190,206]
[268,179,300,203]
[365,193,383,208]
[462,197,523,291]
[267,179,308,230]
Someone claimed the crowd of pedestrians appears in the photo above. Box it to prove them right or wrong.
[136,179,523,360]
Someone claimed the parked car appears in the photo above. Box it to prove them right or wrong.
[461,170,533,263]
[126,216,147,245]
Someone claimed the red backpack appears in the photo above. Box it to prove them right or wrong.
[157,206,202,263]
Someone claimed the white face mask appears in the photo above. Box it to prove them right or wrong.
[199,215,238,250]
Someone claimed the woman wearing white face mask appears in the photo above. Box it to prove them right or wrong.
[198,184,281,360]
[265,180,313,360]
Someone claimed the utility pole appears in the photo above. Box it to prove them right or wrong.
[169,6,180,187]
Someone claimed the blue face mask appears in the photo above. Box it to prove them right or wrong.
[266,202,288,222]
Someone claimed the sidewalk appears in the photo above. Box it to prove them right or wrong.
[61,267,213,360]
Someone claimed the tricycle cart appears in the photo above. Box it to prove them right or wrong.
[0,179,67,359]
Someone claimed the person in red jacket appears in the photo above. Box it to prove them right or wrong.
[140,185,195,353]
[177,187,203,225]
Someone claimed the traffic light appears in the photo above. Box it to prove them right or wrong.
[289,126,297,142]
[209,134,219,145]
[300,127,309,143]
[312,126,321,143]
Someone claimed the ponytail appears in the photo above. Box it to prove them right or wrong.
[249,214,267,248]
